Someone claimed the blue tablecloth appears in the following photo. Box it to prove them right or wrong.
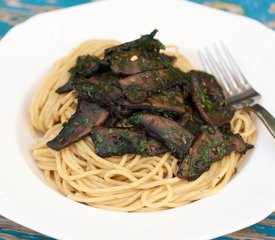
[0,1,274,240]
[0,0,274,37]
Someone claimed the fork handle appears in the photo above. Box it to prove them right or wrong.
[249,104,275,139]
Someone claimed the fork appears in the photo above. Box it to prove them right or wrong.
[198,42,275,139]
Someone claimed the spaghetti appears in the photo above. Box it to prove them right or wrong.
[30,40,256,212]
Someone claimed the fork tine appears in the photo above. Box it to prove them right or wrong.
[204,46,235,94]
[213,43,242,91]
[198,50,212,74]
[220,41,250,88]
[198,49,230,93]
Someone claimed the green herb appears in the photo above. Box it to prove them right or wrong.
[151,69,159,78]
[168,93,180,106]
[163,134,169,139]
[200,125,208,132]
[90,56,100,62]
[197,140,210,160]
[96,135,103,143]
[68,55,100,83]
[159,77,167,86]
[213,139,220,146]
[200,93,206,104]
[62,121,68,128]
[130,114,142,125]
[140,56,146,65]
[107,146,113,153]
[91,104,100,112]
[158,41,166,50]
[204,99,213,111]
[130,84,140,94]
[139,140,148,153]
[79,116,88,126]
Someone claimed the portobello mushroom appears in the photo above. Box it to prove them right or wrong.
[91,127,166,157]
[102,116,119,127]
[47,100,109,150]
[56,82,74,94]
[102,108,134,128]
[106,29,176,76]
[104,29,165,58]
[130,113,194,160]
[177,99,206,137]
[147,138,168,156]
[177,113,205,138]
[219,122,232,134]
[85,72,123,101]
[119,68,188,103]
[47,30,255,184]
[177,127,253,181]
[74,82,119,117]
[118,86,186,115]
[223,133,254,154]
[146,86,186,114]
[110,49,176,76]
[56,55,101,94]
[190,70,233,127]
[81,60,110,79]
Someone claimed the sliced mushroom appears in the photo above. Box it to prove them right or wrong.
[147,138,168,156]
[102,116,119,128]
[177,127,253,181]
[91,127,166,157]
[223,133,254,154]
[130,113,194,160]
[110,49,176,76]
[56,82,74,94]
[146,86,186,114]
[190,70,233,127]
[56,55,101,94]
[119,68,188,103]
[219,122,232,134]
[47,100,109,150]
[102,108,134,128]
[81,60,110,79]
[118,86,186,115]
[104,29,164,58]
[74,82,119,117]
[86,72,123,101]
[177,99,205,137]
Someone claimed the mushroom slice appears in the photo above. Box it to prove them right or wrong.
[81,60,110,79]
[104,29,164,57]
[56,55,102,94]
[177,127,253,181]
[110,49,176,76]
[91,127,166,157]
[119,68,187,103]
[47,100,109,150]
[177,99,205,137]
[86,72,123,101]
[74,82,120,118]
[130,113,194,160]
[190,70,233,127]
[119,86,186,115]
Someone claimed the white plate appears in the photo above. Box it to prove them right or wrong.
[0,0,275,239]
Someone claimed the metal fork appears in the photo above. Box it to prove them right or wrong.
[198,42,275,139]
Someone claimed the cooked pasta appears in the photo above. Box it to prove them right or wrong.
[30,40,256,212]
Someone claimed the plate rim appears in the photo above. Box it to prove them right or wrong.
[0,1,275,239]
